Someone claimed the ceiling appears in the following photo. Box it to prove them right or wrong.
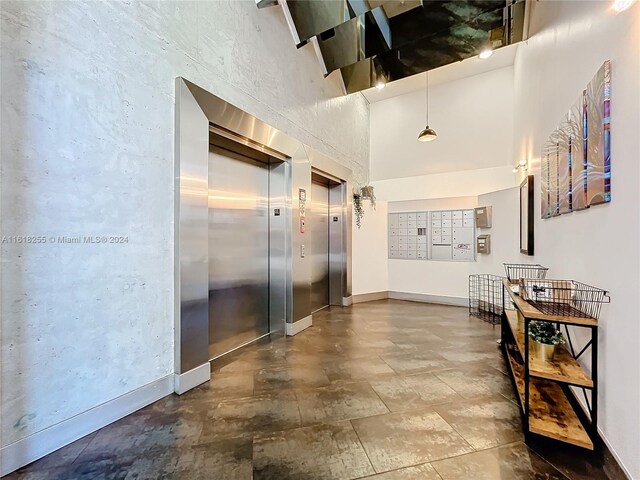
[361,41,519,103]
[259,0,529,94]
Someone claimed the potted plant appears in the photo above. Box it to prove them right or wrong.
[360,185,376,208]
[528,320,564,361]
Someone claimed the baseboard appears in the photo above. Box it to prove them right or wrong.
[569,389,633,479]
[174,362,211,395]
[388,291,468,307]
[598,428,633,480]
[0,374,173,476]
[286,315,312,336]
[351,291,388,304]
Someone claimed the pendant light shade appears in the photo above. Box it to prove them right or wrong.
[417,126,437,142]
[418,71,437,142]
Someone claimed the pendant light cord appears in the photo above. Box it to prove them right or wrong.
[426,71,429,125]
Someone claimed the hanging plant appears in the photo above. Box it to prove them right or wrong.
[360,185,376,209]
[353,193,364,228]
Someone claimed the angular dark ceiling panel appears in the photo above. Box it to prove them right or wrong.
[260,0,528,94]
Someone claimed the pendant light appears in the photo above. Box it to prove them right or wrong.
[417,70,437,142]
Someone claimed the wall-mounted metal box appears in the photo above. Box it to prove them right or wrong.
[474,206,492,228]
[477,234,491,254]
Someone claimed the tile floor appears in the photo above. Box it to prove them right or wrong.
[7,300,626,479]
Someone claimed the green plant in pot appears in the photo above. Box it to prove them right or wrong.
[528,320,564,361]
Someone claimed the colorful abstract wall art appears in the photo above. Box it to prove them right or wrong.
[569,92,588,211]
[586,60,612,205]
[541,60,611,219]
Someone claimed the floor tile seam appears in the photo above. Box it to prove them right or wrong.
[526,445,574,480]
[353,461,445,480]
[292,386,304,428]
[215,377,376,397]
[401,367,457,378]
[296,407,398,428]
[69,433,100,467]
[432,369,493,396]
[368,399,462,417]
[347,419,378,477]
[368,374,453,409]
[428,409,478,456]
[362,379,393,416]
[241,406,425,440]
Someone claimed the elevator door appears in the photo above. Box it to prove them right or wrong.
[208,146,270,359]
[310,181,330,312]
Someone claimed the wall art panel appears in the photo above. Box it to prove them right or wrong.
[541,60,610,219]
[558,121,572,214]
[569,92,588,211]
[586,60,612,206]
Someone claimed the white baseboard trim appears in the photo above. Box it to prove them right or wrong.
[352,291,389,304]
[0,374,173,477]
[342,296,353,307]
[598,427,633,480]
[286,315,312,336]
[174,362,211,395]
[388,291,468,307]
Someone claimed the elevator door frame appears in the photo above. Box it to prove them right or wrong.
[175,77,352,391]
[311,169,347,308]
[207,133,289,360]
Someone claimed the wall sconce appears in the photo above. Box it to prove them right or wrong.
[512,159,528,173]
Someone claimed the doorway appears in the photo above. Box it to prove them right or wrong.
[207,133,287,360]
[309,172,344,313]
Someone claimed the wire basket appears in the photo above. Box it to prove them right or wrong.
[504,263,549,282]
[519,279,610,320]
[469,274,512,325]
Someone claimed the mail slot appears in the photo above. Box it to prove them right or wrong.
[477,234,491,254]
[475,206,492,228]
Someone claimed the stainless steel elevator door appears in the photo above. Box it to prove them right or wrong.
[208,146,270,359]
[310,181,330,312]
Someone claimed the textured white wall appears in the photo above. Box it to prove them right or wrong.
[512,2,640,477]
[0,0,369,447]
[370,66,514,180]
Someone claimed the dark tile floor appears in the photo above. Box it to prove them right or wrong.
[7,300,626,480]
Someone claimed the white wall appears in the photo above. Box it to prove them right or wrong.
[385,189,519,299]
[512,2,640,477]
[370,66,514,180]
[387,196,478,299]
[0,0,369,455]
[373,165,516,202]
[352,187,519,301]
[352,201,389,295]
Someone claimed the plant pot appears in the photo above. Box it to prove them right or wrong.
[361,185,374,199]
[533,340,557,362]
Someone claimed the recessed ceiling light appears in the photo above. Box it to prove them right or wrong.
[375,80,386,90]
[612,0,636,12]
[479,48,493,60]
[519,159,527,166]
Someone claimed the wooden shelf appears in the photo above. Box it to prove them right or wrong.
[503,279,598,327]
[505,349,594,450]
[504,310,593,388]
